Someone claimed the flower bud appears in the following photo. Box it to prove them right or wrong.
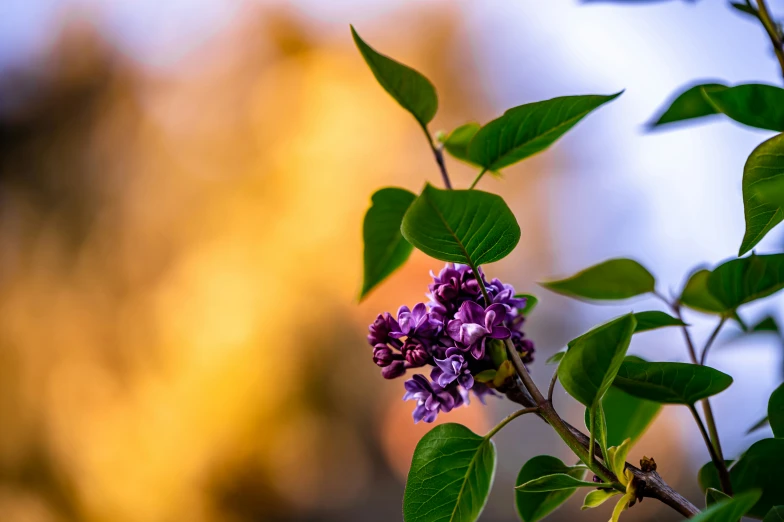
[381,360,406,379]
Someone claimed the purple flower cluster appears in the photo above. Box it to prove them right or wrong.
[368,264,535,423]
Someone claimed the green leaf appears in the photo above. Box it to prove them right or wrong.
[730,1,759,18]
[443,123,481,165]
[600,386,661,447]
[540,259,655,301]
[607,438,632,479]
[681,269,727,314]
[467,92,622,171]
[752,316,780,333]
[611,361,733,404]
[740,133,784,256]
[515,456,587,522]
[400,184,520,266]
[350,26,438,128]
[589,402,609,465]
[633,311,687,332]
[763,506,784,522]
[515,473,597,493]
[559,314,637,407]
[360,188,416,299]
[731,438,784,518]
[581,489,621,510]
[649,82,726,127]
[770,383,784,438]
[546,350,566,365]
[688,490,762,522]
[748,416,770,435]
[698,460,734,493]
[706,487,731,507]
[516,294,539,316]
[708,254,784,310]
[403,423,495,522]
[702,84,784,132]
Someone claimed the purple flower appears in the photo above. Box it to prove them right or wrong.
[367,263,535,423]
[446,301,511,359]
[372,344,398,367]
[428,264,485,316]
[402,338,430,367]
[382,361,406,379]
[510,329,535,364]
[432,354,474,389]
[368,312,400,346]
[391,303,442,342]
[487,278,527,319]
[403,374,463,423]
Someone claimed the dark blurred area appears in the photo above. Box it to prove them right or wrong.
[0,2,780,521]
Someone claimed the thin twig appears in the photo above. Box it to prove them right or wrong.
[547,368,559,403]
[419,124,452,189]
[485,407,539,439]
[756,0,784,79]
[689,405,733,495]
[700,316,727,366]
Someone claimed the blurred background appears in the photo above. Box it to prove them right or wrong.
[0,0,783,521]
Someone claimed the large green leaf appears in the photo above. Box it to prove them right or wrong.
[633,311,687,333]
[443,123,481,165]
[649,82,726,127]
[351,26,437,127]
[360,187,416,299]
[740,133,784,256]
[403,423,496,522]
[400,184,520,266]
[702,84,784,132]
[467,93,622,171]
[540,258,655,301]
[515,456,587,522]
[770,383,784,438]
[731,438,784,518]
[597,385,661,447]
[681,269,727,314]
[763,506,784,521]
[688,490,762,522]
[708,254,784,310]
[611,361,733,404]
[515,473,596,492]
[559,314,637,408]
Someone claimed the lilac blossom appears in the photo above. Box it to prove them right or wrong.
[446,301,511,359]
[402,375,463,423]
[367,263,536,423]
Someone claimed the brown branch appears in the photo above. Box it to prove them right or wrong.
[504,383,700,518]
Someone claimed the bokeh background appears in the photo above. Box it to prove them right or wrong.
[1,1,783,521]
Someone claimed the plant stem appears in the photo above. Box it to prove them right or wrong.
[700,316,726,366]
[655,293,731,493]
[469,168,488,189]
[755,0,784,79]
[470,262,491,304]
[689,405,733,495]
[504,339,616,484]
[547,368,558,402]
[420,124,453,189]
[485,407,539,439]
